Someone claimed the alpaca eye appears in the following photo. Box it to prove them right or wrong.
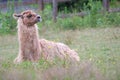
[27,14,32,18]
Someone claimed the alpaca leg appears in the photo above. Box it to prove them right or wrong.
[14,52,23,64]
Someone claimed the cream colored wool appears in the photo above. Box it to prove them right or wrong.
[39,39,80,62]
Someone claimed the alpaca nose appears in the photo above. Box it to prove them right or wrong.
[37,15,42,22]
[37,15,41,19]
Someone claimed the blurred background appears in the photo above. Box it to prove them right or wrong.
[0,0,120,33]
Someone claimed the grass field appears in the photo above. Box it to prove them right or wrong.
[0,27,120,80]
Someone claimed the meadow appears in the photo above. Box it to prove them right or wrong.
[0,26,120,80]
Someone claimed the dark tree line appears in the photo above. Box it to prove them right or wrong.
[58,0,89,12]
[58,0,115,12]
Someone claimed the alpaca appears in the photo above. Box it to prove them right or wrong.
[13,10,79,63]
[13,10,42,63]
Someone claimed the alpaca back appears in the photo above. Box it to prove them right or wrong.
[39,39,80,62]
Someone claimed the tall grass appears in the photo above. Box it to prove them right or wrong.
[0,27,120,80]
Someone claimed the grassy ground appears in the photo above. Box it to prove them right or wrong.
[0,27,120,80]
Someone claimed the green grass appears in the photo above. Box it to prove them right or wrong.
[0,27,120,80]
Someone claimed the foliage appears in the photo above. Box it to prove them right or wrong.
[58,0,106,12]
[0,0,120,33]
[38,0,120,30]
[0,0,16,34]
[58,0,89,12]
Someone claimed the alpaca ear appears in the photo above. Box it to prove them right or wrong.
[13,13,22,19]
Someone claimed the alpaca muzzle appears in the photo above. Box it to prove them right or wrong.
[37,15,42,22]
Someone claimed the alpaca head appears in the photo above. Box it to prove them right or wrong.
[13,10,42,26]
